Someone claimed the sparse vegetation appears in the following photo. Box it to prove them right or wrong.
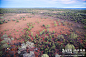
[69,32,78,39]
[12,19,15,21]
[0,20,3,24]
[0,8,86,57]
[16,20,19,22]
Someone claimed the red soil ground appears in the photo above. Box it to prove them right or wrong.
[1,13,85,57]
[0,13,71,43]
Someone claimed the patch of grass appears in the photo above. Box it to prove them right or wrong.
[69,32,78,39]
[54,24,57,27]
[14,29,15,30]
[47,29,49,33]
[65,43,75,50]
[4,29,7,31]
[57,19,59,22]
[12,19,15,21]
[8,19,10,21]
[45,24,50,28]
[28,28,31,31]
[0,21,3,24]
[2,20,5,23]
[17,30,19,32]
[43,24,45,27]
[54,21,56,24]
[59,23,61,25]
[9,34,11,36]
[16,20,19,22]
[53,31,55,33]
[5,21,7,23]
[31,32,33,37]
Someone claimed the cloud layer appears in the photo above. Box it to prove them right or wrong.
[0,0,86,8]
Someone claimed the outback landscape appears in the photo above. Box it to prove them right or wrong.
[0,8,86,57]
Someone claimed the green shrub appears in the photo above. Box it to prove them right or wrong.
[40,32,43,35]
[81,19,86,25]
[54,24,57,27]
[47,29,49,33]
[59,23,61,25]
[83,26,86,29]
[57,19,59,22]
[57,35,64,39]
[5,21,7,23]
[2,43,9,48]
[31,32,33,37]
[41,54,49,57]
[8,19,10,21]
[54,21,56,24]
[16,20,19,22]
[45,25,50,28]
[36,34,38,38]
[43,24,45,27]
[16,30,19,32]
[26,31,29,35]
[28,28,31,31]
[69,32,78,39]
[12,19,15,21]
[1,40,6,44]
[57,35,64,41]
[2,20,5,23]
[65,43,75,50]
[53,31,55,33]
[0,21,3,24]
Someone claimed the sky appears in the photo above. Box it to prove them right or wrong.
[0,0,86,8]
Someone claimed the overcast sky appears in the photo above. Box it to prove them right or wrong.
[0,0,86,8]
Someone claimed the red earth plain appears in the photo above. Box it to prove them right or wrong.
[0,13,86,57]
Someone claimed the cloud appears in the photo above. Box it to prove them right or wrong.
[61,0,76,4]
[83,0,86,1]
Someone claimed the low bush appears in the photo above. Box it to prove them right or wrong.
[12,19,15,21]
[69,32,78,39]
[5,21,7,23]
[16,20,19,22]
[41,54,49,57]
[57,35,64,41]
[54,24,57,27]
[64,43,75,54]
[42,24,45,27]
[83,26,86,29]
[2,20,5,23]
[54,21,56,24]
[59,23,61,25]
[8,19,10,21]
[0,21,3,24]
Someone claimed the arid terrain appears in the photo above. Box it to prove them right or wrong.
[0,9,86,57]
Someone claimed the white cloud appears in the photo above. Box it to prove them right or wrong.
[61,0,76,4]
[83,3,86,4]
